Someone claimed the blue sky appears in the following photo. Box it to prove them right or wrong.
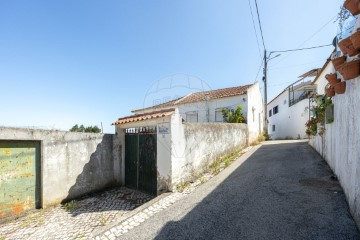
[0,0,344,133]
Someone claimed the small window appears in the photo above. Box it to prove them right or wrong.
[215,108,224,122]
[325,105,334,124]
[272,125,276,132]
[186,111,198,122]
[269,109,272,117]
[284,99,287,105]
[273,106,279,115]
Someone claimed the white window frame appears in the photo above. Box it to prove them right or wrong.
[215,108,224,122]
[186,111,198,122]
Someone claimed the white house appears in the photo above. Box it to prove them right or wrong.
[267,69,320,140]
[311,58,335,95]
[111,82,264,195]
[132,82,264,142]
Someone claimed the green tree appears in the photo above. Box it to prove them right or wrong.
[70,124,79,132]
[221,105,245,123]
[79,125,85,132]
[70,124,101,133]
[85,126,101,133]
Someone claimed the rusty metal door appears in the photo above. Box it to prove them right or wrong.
[125,127,157,195]
[0,141,41,218]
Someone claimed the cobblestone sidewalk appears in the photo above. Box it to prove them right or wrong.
[0,187,152,240]
[95,185,198,240]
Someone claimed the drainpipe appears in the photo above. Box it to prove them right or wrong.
[205,93,209,122]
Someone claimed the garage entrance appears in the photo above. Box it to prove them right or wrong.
[125,127,157,195]
[0,141,41,218]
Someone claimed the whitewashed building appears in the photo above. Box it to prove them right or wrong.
[312,58,334,95]
[112,83,263,195]
[132,82,264,142]
[267,69,320,140]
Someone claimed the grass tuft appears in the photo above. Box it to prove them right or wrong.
[63,200,79,211]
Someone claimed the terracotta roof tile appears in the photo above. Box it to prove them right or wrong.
[178,84,252,104]
[133,84,253,112]
[112,108,175,125]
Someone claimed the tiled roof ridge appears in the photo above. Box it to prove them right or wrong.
[132,83,254,112]
[174,92,193,105]
[112,108,175,125]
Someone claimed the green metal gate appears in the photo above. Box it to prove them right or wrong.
[0,141,41,218]
[125,127,157,195]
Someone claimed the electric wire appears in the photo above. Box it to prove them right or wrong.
[253,59,264,83]
[268,58,327,71]
[271,15,337,67]
[271,44,333,53]
[254,0,266,49]
[248,0,262,60]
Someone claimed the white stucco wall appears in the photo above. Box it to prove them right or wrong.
[170,121,248,188]
[267,91,310,140]
[314,61,335,95]
[246,83,264,142]
[309,76,360,229]
[176,94,248,123]
[156,118,172,193]
[0,128,116,207]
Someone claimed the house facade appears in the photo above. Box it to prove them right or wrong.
[111,82,264,195]
[112,109,248,195]
[133,82,264,142]
[267,70,319,140]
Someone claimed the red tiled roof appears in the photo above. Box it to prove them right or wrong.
[298,68,321,79]
[132,84,253,113]
[112,108,175,125]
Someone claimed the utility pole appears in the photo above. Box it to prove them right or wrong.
[263,49,268,135]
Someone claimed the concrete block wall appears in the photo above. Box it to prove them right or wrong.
[0,127,118,207]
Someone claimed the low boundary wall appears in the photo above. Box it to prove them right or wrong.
[0,127,119,207]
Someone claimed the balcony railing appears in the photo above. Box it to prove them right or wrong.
[289,92,309,107]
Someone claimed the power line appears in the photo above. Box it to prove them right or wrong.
[260,79,308,90]
[253,59,264,83]
[271,44,333,54]
[248,0,262,60]
[254,0,265,49]
[299,15,337,47]
[271,15,337,67]
[260,80,294,89]
[268,58,327,71]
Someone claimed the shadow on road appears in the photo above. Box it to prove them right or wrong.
[154,142,360,240]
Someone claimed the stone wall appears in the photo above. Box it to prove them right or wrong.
[0,127,118,207]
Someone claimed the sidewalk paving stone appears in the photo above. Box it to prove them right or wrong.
[0,187,152,240]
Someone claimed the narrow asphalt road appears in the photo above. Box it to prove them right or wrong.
[118,140,360,240]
